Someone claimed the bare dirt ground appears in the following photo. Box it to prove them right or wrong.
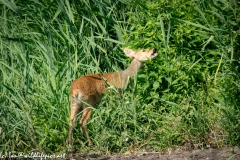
[69,146,240,160]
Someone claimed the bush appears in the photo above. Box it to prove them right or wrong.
[0,0,239,154]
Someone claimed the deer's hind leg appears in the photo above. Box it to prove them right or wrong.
[79,94,101,146]
[68,96,82,151]
[80,107,93,146]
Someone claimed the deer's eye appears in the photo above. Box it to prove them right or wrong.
[142,50,145,52]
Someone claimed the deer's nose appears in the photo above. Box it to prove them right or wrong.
[153,48,157,53]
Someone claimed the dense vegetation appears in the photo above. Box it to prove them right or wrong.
[0,0,239,155]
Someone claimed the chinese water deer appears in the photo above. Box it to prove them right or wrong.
[68,48,158,150]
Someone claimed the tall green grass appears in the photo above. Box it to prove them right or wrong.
[0,0,239,154]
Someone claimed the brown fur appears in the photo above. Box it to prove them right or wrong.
[68,48,158,150]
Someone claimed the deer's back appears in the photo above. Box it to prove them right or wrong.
[70,72,123,98]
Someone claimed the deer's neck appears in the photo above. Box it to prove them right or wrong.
[120,59,142,78]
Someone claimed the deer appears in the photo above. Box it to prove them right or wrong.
[68,48,158,151]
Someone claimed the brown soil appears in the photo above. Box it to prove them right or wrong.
[69,146,240,160]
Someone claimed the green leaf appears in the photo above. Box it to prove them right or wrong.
[0,0,22,17]
[153,81,160,90]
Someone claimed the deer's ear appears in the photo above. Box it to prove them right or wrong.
[123,48,135,59]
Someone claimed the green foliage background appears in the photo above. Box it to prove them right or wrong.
[0,0,239,154]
